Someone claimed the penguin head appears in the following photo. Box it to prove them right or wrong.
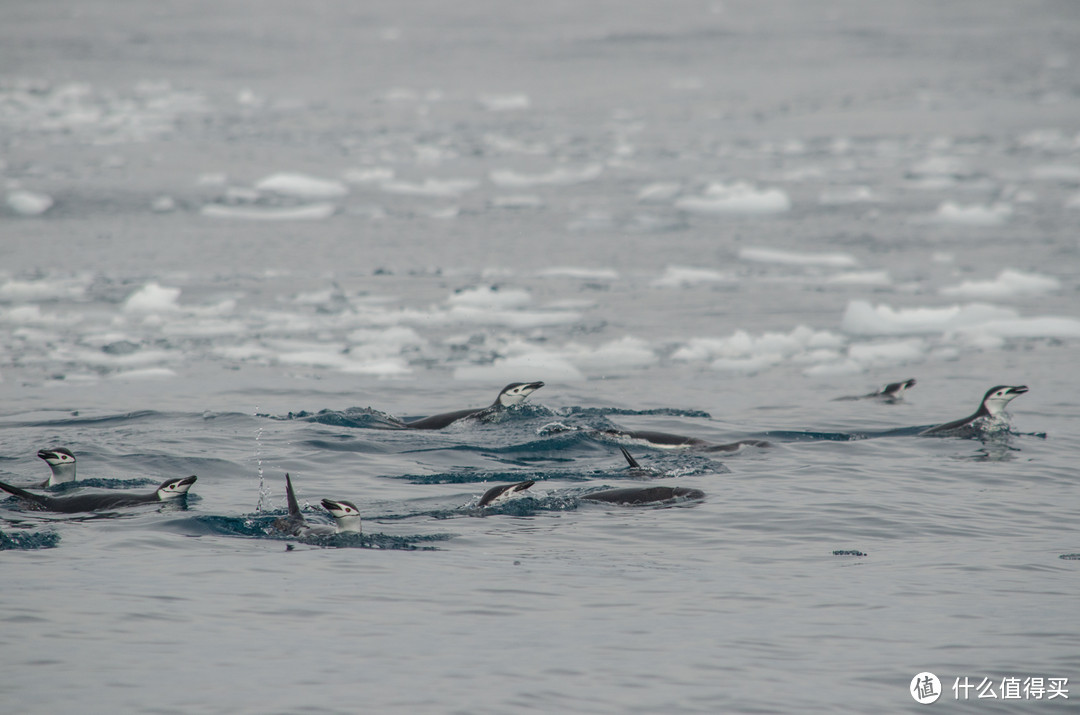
[38,447,76,467]
[321,498,363,533]
[981,385,1028,416]
[156,475,198,500]
[37,447,77,485]
[495,381,545,407]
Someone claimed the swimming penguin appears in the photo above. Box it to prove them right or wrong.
[600,428,769,453]
[582,486,705,505]
[37,448,77,486]
[919,385,1029,437]
[273,474,361,536]
[402,381,545,429]
[477,479,535,507]
[833,378,916,402]
[0,475,197,513]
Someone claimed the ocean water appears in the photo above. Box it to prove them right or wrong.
[2,1,1080,712]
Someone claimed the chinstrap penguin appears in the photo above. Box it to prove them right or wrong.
[919,385,1028,437]
[403,381,544,429]
[582,486,705,505]
[274,474,361,536]
[477,479,535,507]
[833,378,916,402]
[0,475,197,513]
[601,428,769,452]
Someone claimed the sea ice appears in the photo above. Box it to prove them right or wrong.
[675,182,791,215]
[940,269,1061,299]
[739,247,858,268]
[254,172,349,199]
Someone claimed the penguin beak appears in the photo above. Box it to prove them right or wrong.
[1008,386,1029,395]
[37,450,56,461]
[321,499,341,511]
[178,475,198,487]
[525,381,545,392]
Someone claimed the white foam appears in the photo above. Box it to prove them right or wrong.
[379,178,478,198]
[6,190,53,216]
[739,247,858,268]
[536,267,619,280]
[940,269,1061,299]
[675,182,791,215]
[123,283,181,314]
[841,300,1018,336]
[200,203,337,220]
[489,164,603,188]
[652,266,733,288]
[253,172,348,199]
[924,201,1013,227]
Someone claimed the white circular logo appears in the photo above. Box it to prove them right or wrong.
[911,672,942,704]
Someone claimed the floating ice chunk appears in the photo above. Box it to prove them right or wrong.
[652,265,733,287]
[818,186,878,205]
[564,337,657,371]
[841,300,1017,336]
[672,326,843,366]
[675,182,791,215]
[123,283,181,314]
[846,339,926,366]
[940,269,1061,299]
[379,178,478,197]
[489,164,603,188]
[446,286,532,310]
[151,196,176,212]
[478,93,531,112]
[200,203,337,220]
[739,247,858,268]
[342,167,395,184]
[482,134,550,156]
[636,182,682,202]
[0,276,89,301]
[956,317,1080,340]
[536,267,619,280]
[490,195,544,209]
[254,172,348,199]
[925,201,1013,227]
[454,350,584,382]
[109,368,177,380]
[6,190,53,216]
[340,359,412,376]
[825,271,892,286]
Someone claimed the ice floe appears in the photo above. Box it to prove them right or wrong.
[652,266,733,288]
[675,182,791,215]
[940,269,1061,299]
[489,164,603,188]
[739,247,858,268]
[379,178,478,198]
[6,190,53,216]
[254,172,349,199]
[200,203,337,220]
[923,201,1013,227]
[122,283,181,314]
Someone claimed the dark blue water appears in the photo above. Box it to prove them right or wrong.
[2,1,1079,712]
